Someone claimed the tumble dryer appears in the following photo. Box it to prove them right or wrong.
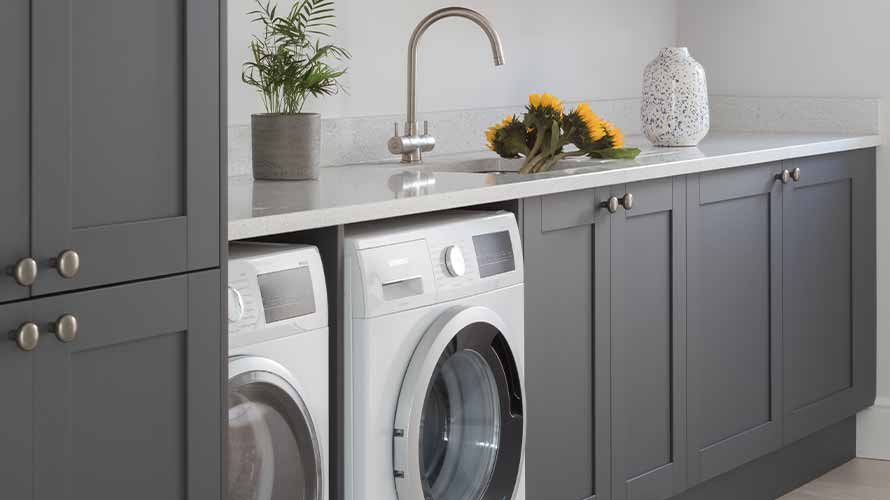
[344,211,526,500]
[228,243,329,500]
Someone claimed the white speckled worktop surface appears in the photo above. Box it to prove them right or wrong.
[229,132,882,240]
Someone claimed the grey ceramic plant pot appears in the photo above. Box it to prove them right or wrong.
[251,113,321,180]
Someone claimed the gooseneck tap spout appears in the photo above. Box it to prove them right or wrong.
[388,7,506,164]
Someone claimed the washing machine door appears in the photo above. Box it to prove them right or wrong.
[228,356,323,500]
[393,306,524,500]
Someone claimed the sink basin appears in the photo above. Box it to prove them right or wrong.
[420,148,685,175]
[424,156,617,175]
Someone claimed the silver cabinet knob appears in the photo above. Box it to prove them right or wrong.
[51,314,78,343]
[791,167,802,182]
[8,257,38,287]
[51,249,80,279]
[9,322,40,352]
[601,196,620,214]
[619,193,634,211]
[776,169,792,184]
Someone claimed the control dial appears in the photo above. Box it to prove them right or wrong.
[444,245,466,277]
[227,286,245,322]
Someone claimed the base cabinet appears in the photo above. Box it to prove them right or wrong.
[0,272,222,500]
[522,148,876,500]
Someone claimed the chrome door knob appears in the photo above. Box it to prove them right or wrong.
[791,167,802,182]
[601,196,620,214]
[776,169,792,184]
[9,257,38,287]
[52,249,80,279]
[619,193,634,211]
[51,314,78,343]
[9,322,40,352]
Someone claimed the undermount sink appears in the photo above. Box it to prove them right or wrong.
[419,148,685,175]
[423,156,618,175]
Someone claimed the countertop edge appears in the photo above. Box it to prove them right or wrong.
[229,135,882,240]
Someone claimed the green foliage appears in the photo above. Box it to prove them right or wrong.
[242,0,350,114]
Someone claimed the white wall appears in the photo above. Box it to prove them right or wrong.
[678,0,890,459]
[228,0,678,124]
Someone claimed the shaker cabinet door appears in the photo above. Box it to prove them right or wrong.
[31,272,222,500]
[31,0,220,295]
[0,300,36,500]
[523,187,613,500]
[782,150,877,444]
[0,0,32,303]
[609,178,687,500]
[686,164,784,485]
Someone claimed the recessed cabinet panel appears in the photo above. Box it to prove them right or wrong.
[0,0,31,303]
[783,151,877,444]
[71,0,185,229]
[31,0,220,295]
[785,179,853,410]
[686,165,783,485]
[610,178,686,500]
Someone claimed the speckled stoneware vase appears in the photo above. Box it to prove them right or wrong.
[641,47,710,147]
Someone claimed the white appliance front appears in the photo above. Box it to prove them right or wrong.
[348,286,525,500]
[344,211,526,500]
[228,243,329,500]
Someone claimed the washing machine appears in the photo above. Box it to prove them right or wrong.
[344,211,526,500]
[227,242,329,500]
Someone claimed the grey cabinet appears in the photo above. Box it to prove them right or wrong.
[522,187,612,500]
[0,0,31,303]
[3,0,220,297]
[2,272,222,500]
[609,178,687,500]
[686,164,784,485]
[782,150,876,444]
[523,178,687,500]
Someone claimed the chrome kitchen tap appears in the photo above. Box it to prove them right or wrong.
[387,7,506,164]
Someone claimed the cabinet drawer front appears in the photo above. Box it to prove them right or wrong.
[31,272,222,500]
[0,0,31,304]
[31,0,220,295]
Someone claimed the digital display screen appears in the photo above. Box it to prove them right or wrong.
[472,231,515,278]
[257,267,316,323]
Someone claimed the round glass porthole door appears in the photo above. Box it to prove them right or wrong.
[394,307,524,500]
[228,357,323,500]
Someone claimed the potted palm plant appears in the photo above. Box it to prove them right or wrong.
[243,0,350,180]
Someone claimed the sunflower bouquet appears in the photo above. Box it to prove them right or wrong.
[486,93,641,174]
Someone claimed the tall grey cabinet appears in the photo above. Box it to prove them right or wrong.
[1,1,224,498]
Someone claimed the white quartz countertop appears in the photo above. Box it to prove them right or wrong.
[229,132,882,240]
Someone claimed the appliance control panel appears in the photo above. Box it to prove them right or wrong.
[228,243,328,346]
[347,211,523,318]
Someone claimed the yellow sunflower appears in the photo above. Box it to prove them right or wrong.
[528,93,565,115]
[575,102,606,142]
[486,115,517,151]
[603,120,625,148]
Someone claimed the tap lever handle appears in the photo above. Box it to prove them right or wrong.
[423,120,429,136]
[393,122,400,137]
